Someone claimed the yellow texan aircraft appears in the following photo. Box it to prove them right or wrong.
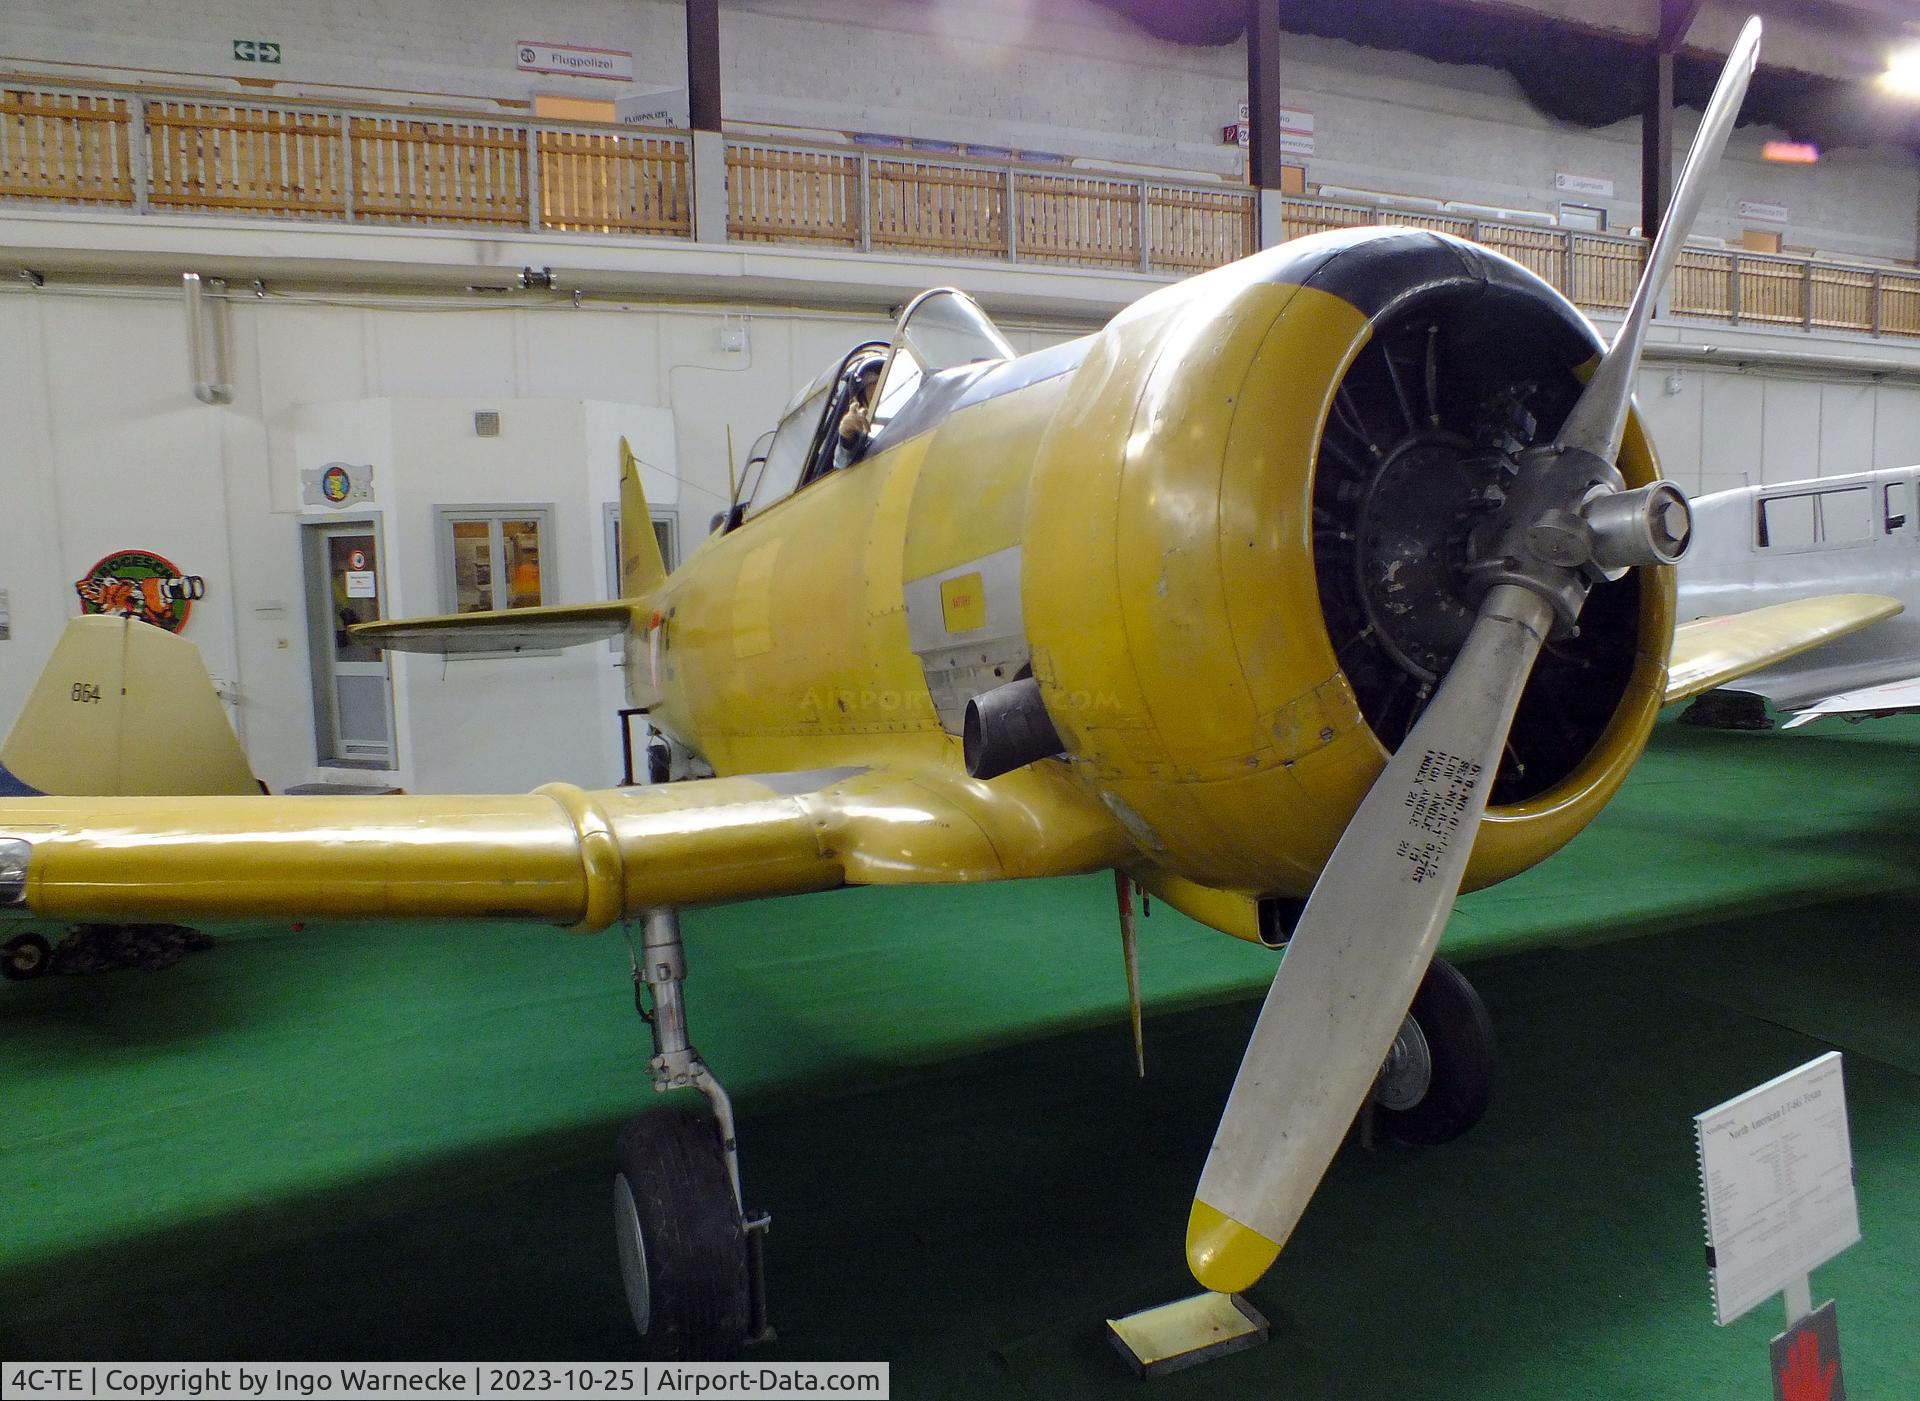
[0,14,1899,1358]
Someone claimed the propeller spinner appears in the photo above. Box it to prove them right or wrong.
[1187,16,1763,1292]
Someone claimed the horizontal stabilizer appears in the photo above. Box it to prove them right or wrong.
[354,602,638,655]
[1781,675,1920,728]
[1665,594,1903,706]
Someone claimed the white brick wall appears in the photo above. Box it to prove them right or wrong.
[0,0,687,102]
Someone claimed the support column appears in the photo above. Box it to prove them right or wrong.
[1246,0,1287,249]
[1640,50,1674,239]
[1642,0,1704,240]
[686,0,726,244]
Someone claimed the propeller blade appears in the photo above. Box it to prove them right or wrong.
[1555,15,1762,464]
[1187,584,1556,1293]
[1185,19,1762,1297]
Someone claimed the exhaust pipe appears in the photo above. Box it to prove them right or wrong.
[963,676,1064,780]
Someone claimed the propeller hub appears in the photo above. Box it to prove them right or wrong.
[1584,480,1693,572]
[1467,446,1690,635]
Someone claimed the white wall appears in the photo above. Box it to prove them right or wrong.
[279,396,677,794]
[5,0,1914,259]
[0,285,1065,794]
[0,0,689,106]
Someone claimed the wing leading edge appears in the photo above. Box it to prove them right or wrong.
[0,762,1128,928]
[1665,594,1903,706]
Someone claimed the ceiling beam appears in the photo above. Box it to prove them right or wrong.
[1658,0,1708,54]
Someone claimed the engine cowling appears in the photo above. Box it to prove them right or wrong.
[1023,228,1673,898]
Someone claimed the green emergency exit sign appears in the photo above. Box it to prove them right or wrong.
[232,39,282,63]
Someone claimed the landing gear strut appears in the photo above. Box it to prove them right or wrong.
[1369,957,1496,1147]
[612,908,772,1358]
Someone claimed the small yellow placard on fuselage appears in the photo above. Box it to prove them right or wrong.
[940,572,987,633]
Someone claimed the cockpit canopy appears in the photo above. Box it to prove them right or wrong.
[726,289,1014,529]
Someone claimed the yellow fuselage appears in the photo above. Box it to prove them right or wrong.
[0,230,1675,938]
[638,229,1675,912]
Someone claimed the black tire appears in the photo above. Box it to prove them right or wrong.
[646,737,672,785]
[2,933,52,981]
[1373,957,1495,1147]
[613,1107,752,1359]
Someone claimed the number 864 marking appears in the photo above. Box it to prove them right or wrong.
[70,682,102,704]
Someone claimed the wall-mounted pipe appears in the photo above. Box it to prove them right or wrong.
[182,272,233,404]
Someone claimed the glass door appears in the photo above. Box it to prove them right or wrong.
[304,521,395,767]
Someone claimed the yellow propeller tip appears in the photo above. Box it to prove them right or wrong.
[1185,1200,1281,1293]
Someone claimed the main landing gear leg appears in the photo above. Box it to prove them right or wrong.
[612,908,773,1358]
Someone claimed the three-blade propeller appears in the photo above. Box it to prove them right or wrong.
[1187,16,1764,1293]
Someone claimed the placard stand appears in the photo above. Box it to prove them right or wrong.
[1695,1053,1857,1401]
[1106,1292,1270,1377]
[1783,1273,1812,1327]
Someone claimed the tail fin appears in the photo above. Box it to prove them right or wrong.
[1,615,260,796]
[619,437,668,600]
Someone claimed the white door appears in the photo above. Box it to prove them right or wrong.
[304,522,395,767]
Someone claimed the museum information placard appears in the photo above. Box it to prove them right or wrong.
[1695,1052,1860,1326]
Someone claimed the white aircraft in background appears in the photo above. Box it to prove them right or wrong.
[1679,464,1918,726]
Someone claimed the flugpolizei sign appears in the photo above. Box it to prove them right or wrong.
[302,462,375,508]
[74,550,205,633]
[515,41,635,80]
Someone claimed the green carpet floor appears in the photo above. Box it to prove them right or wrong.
[5,716,1920,1396]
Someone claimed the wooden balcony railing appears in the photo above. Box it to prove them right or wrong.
[5,79,1920,340]
[0,88,133,204]
[3,82,690,235]
[723,139,1255,273]
[1282,197,1920,337]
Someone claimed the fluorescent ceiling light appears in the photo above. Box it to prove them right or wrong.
[1761,140,1818,164]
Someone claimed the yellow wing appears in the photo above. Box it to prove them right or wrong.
[1665,594,1903,706]
[354,601,640,655]
[0,762,1128,929]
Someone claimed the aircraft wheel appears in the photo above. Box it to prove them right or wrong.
[613,1107,752,1359]
[2,933,52,981]
[1371,957,1495,1147]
